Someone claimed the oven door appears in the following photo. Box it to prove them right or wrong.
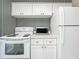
[1,39,30,58]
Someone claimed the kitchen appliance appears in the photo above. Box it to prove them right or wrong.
[0,27,33,58]
[0,38,30,59]
[35,27,49,34]
[55,7,79,59]
[15,27,33,37]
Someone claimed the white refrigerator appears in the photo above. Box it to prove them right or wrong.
[56,7,79,59]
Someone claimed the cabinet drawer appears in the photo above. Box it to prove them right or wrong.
[44,39,56,45]
[31,39,43,45]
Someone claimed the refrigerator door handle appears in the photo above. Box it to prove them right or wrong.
[59,26,64,45]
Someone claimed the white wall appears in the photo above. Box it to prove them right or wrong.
[0,0,2,36]
[2,0,16,36]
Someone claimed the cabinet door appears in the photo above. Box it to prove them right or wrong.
[12,3,21,15]
[46,46,56,59]
[44,39,56,59]
[31,46,43,59]
[12,3,32,15]
[33,3,52,15]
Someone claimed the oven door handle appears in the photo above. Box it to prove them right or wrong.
[4,40,29,44]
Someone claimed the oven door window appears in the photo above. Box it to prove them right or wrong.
[5,44,24,55]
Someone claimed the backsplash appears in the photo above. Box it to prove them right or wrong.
[16,18,50,29]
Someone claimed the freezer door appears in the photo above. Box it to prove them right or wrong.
[61,26,79,59]
[58,7,79,25]
[63,7,79,25]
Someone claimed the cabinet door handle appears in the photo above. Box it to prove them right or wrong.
[42,46,43,48]
[42,46,46,48]
[41,13,44,15]
[20,13,24,15]
[44,46,46,48]
[49,41,52,43]
[36,41,39,43]
[43,46,46,48]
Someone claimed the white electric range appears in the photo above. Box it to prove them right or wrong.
[0,27,33,59]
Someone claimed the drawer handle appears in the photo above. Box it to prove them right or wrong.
[42,46,43,48]
[42,46,46,48]
[44,46,46,48]
[36,41,39,43]
[49,41,52,43]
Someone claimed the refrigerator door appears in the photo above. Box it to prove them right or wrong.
[59,7,79,25]
[61,26,79,59]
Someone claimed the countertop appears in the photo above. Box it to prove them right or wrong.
[31,34,56,39]
[0,34,56,39]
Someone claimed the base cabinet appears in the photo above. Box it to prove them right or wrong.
[31,38,56,59]
[31,45,56,59]
[46,46,56,59]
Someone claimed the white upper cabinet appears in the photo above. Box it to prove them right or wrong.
[12,3,53,18]
[31,39,56,59]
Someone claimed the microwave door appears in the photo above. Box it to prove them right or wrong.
[36,28,48,33]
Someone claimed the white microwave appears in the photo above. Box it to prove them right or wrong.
[35,27,49,34]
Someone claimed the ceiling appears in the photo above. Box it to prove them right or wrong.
[12,0,72,2]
